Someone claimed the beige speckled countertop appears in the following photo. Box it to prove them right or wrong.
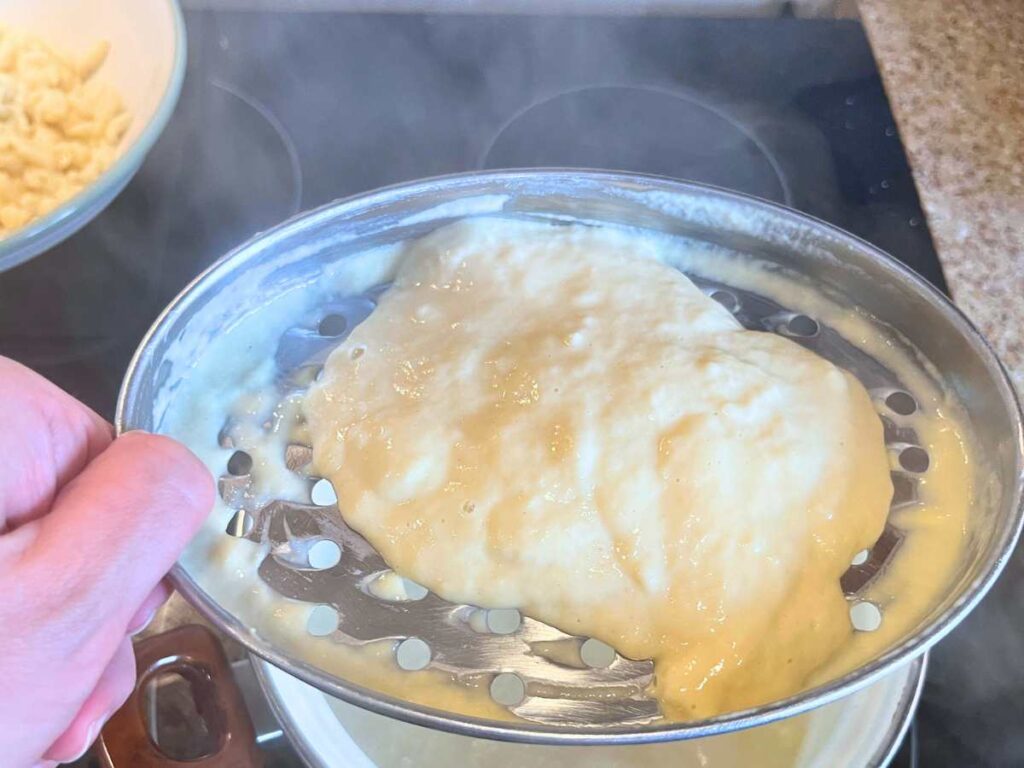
[860,0,1024,391]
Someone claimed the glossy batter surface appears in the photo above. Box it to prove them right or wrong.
[304,219,894,718]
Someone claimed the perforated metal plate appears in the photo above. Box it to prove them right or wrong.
[118,171,1023,746]
[213,274,929,726]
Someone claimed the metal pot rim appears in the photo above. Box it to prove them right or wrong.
[250,652,927,768]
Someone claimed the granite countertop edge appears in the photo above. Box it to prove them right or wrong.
[859,0,1024,392]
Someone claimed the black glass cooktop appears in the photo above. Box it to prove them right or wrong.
[5,10,964,767]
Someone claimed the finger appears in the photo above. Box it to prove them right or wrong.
[42,636,136,765]
[128,580,173,636]
[0,357,113,528]
[22,431,214,643]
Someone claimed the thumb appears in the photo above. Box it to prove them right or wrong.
[23,431,213,645]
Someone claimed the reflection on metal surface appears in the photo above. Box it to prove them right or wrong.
[143,671,220,760]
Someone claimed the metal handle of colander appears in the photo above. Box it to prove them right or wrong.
[97,624,265,768]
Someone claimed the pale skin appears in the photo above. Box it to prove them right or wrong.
[0,357,213,768]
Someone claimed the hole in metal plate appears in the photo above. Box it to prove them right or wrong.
[318,314,348,337]
[225,509,253,538]
[396,637,432,671]
[307,539,342,570]
[486,609,522,635]
[850,601,883,632]
[580,638,617,669]
[490,672,527,706]
[310,478,337,506]
[307,605,339,637]
[899,446,930,474]
[885,390,918,416]
[787,314,819,337]
[709,289,740,313]
[226,450,253,476]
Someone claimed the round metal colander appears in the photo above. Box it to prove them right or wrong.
[116,170,1024,746]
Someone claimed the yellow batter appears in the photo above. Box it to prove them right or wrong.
[304,218,895,719]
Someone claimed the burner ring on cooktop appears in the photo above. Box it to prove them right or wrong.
[479,85,791,206]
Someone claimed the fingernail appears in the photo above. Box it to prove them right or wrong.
[44,716,104,764]
[128,606,158,636]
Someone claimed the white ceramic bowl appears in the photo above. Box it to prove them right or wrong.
[0,0,185,271]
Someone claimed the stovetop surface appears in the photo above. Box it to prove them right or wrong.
[13,9,1013,767]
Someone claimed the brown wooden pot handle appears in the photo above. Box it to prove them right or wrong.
[98,624,265,768]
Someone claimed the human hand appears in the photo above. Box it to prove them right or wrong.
[0,357,213,767]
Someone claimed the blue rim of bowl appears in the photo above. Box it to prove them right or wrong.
[0,0,187,272]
